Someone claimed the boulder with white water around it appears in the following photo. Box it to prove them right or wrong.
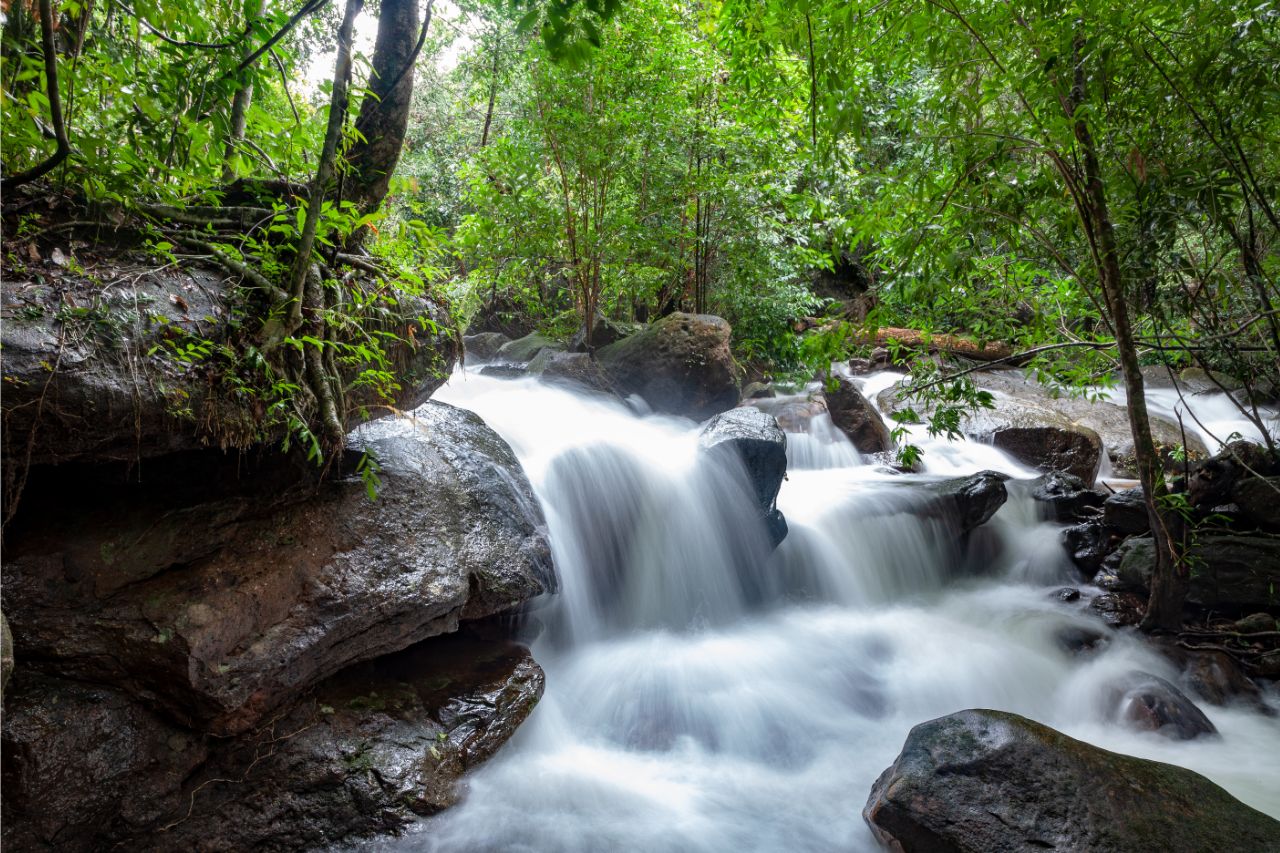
[864,709,1280,853]
[526,349,617,396]
[462,331,511,362]
[1103,671,1218,740]
[698,407,788,547]
[596,312,740,420]
[494,331,562,363]
[823,375,892,453]
[1026,471,1105,522]
[919,470,1009,535]
[2,401,554,736]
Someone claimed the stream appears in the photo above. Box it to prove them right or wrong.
[367,369,1280,852]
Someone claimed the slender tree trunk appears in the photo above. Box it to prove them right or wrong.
[479,20,502,148]
[1070,34,1186,631]
[223,0,267,181]
[344,0,431,214]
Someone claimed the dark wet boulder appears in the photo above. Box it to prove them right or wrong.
[1027,472,1104,522]
[596,312,739,420]
[822,375,891,453]
[2,402,554,736]
[1104,671,1217,740]
[921,470,1009,535]
[1103,487,1149,535]
[1,638,544,852]
[1236,612,1278,634]
[1233,476,1280,530]
[463,331,511,363]
[494,331,562,363]
[1165,647,1267,710]
[864,709,1280,853]
[479,363,529,379]
[1054,587,1081,603]
[569,312,632,353]
[1111,535,1280,614]
[1186,441,1279,513]
[1062,520,1115,574]
[527,350,617,396]
[1054,623,1109,654]
[1089,591,1147,627]
[698,408,788,548]
[0,267,458,467]
[988,417,1102,485]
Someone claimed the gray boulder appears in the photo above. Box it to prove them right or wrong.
[494,331,562,363]
[463,331,511,362]
[1112,535,1280,613]
[864,709,1280,853]
[1,402,554,735]
[921,470,1010,534]
[596,312,739,420]
[1027,472,1104,522]
[569,312,632,353]
[527,349,617,396]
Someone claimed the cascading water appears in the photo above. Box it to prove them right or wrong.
[361,369,1280,853]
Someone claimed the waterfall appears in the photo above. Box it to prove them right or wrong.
[357,368,1280,853]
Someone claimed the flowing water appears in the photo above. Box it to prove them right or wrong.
[367,368,1280,852]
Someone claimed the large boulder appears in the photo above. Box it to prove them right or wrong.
[463,331,511,363]
[494,331,562,363]
[527,349,617,396]
[1103,671,1218,740]
[749,395,828,433]
[920,470,1010,535]
[864,709,1280,853]
[1,402,554,735]
[698,408,788,547]
[0,265,458,467]
[569,312,633,353]
[822,376,891,453]
[1111,535,1280,614]
[596,313,739,420]
[1026,472,1104,522]
[1,636,544,852]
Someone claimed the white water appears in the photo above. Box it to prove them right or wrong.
[367,369,1280,852]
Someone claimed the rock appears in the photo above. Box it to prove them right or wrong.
[749,396,827,433]
[0,671,209,851]
[920,471,1009,535]
[1062,521,1115,574]
[0,611,12,694]
[698,408,788,547]
[1105,671,1217,740]
[1237,612,1278,634]
[1257,650,1280,679]
[479,363,528,379]
[1186,441,1277,512]
[1173,648,1266,709]
[877,370,1210,478]
[1055,587,1081,603]
[1027,472,1104,522]
[2,402,554,735]
[1111,535,1280,614]
[1230,475,1280,531]
[595,313,739,420]
[0,268,458,467]
[569,312,632,353]
[1055,623,1109,654]
[494,331,561,363]
[526,350,616,396]
[1089,591,1146,627]
[463,331,511,362]
[156,636,544,852]
[863,709,1280,853]
[742,381,775,400]
[1103,487,1150,534]
[822,376,891,453]
[1,637,544,852]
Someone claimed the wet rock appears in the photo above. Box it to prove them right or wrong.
[1055,623,1108,654]
[1089,591,1146,627]
[1105,671,1218,740]
[527,350,617,396]
[1055,587,1081,603]
[155,637,544,853]
[822,376,891,453]
[1,672,209,851]
[698,408,788,548]
[742,381,775,400]
[1186,440,1277,511]
[1,638,544,852]
[596,312,739,420]
[749,396,827,433]
[0,268,458,467]
[1230,475,1280,531]
[1257,650,1280,679]
[1110,535,1280,614]
[2,402,554,735]
[1172,648,1266,709]
[479,363,528,379]
[988,417,1102,485]
[1028,472,1104,522]
[494,331,561,363]
[1063,521,1115,574]
[863,709,1280,853]
[569,312,632,353]
[1103,487,1150,535]
[462,331,511,363]
[920,470,1009,534]
[1,611,12,694]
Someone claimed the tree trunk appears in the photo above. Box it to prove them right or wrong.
[1070,34,1186,631]
[344,0,429,214]
[222,0,268,182]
